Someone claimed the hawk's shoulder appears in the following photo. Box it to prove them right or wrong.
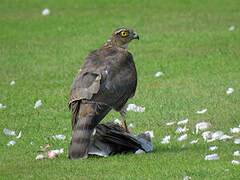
[82,46,132,69]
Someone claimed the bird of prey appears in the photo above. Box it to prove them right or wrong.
[68,27,139,159]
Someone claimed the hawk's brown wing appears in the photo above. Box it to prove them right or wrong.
[69,48,137,109]
[68,48,137,127]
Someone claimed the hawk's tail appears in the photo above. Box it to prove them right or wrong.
[68,102,111,159]
[70,101,81,130]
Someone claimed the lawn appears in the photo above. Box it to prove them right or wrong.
[0,0,240,179]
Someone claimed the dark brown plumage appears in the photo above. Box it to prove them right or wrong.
[88,122,153,156]
[68,27,139,159]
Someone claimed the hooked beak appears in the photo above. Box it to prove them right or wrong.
[133,32,139,40]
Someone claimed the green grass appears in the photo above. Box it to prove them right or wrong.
[1,0,240,179]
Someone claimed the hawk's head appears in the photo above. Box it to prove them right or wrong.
[105,27,139,49]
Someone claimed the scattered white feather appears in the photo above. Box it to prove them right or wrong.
[52,134,66,140]
[135,149,145,154]
[51,148,64,154]
[202,131,212,141]
[234,139,240,144]
[226,88,234,94]
[35,154,46,160]
[206,131,225,142]
[177,119,188,125]
[30,141,34,145]
[233,151,240,156]
[145,130,154,138]
[196,109,207,114]
[212,131,224,140]
[0,103,6,109]
[209,146,218,151]
[190,139,199,144]
[183,176,191,180]
[176,126,189,134]
[230,127,240,134]
[34,100,42,109]
[155,71,164,77]
[205,153,219,160]
[42,8,50,16]
[166,121,175,126]
[127,104,145,112]
[229,26,235,31]
[10,80,15,85]
[232,160,240,165]
[3,128,16,136]
[113,118,122,126]
[7,140,16,146]
[161,135,171,144]
[16,131,22,139]
[129,123,134,128]
[219,134,233,141]
[195,122,211,134]
[178,134,188,141]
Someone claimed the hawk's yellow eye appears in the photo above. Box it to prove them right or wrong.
[121,31,128,37]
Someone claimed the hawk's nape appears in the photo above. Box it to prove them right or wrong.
[68,27,139,159]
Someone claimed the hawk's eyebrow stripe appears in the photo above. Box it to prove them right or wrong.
[114,28,127,34]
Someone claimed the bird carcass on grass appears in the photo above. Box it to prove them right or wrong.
[88,122,153,157]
